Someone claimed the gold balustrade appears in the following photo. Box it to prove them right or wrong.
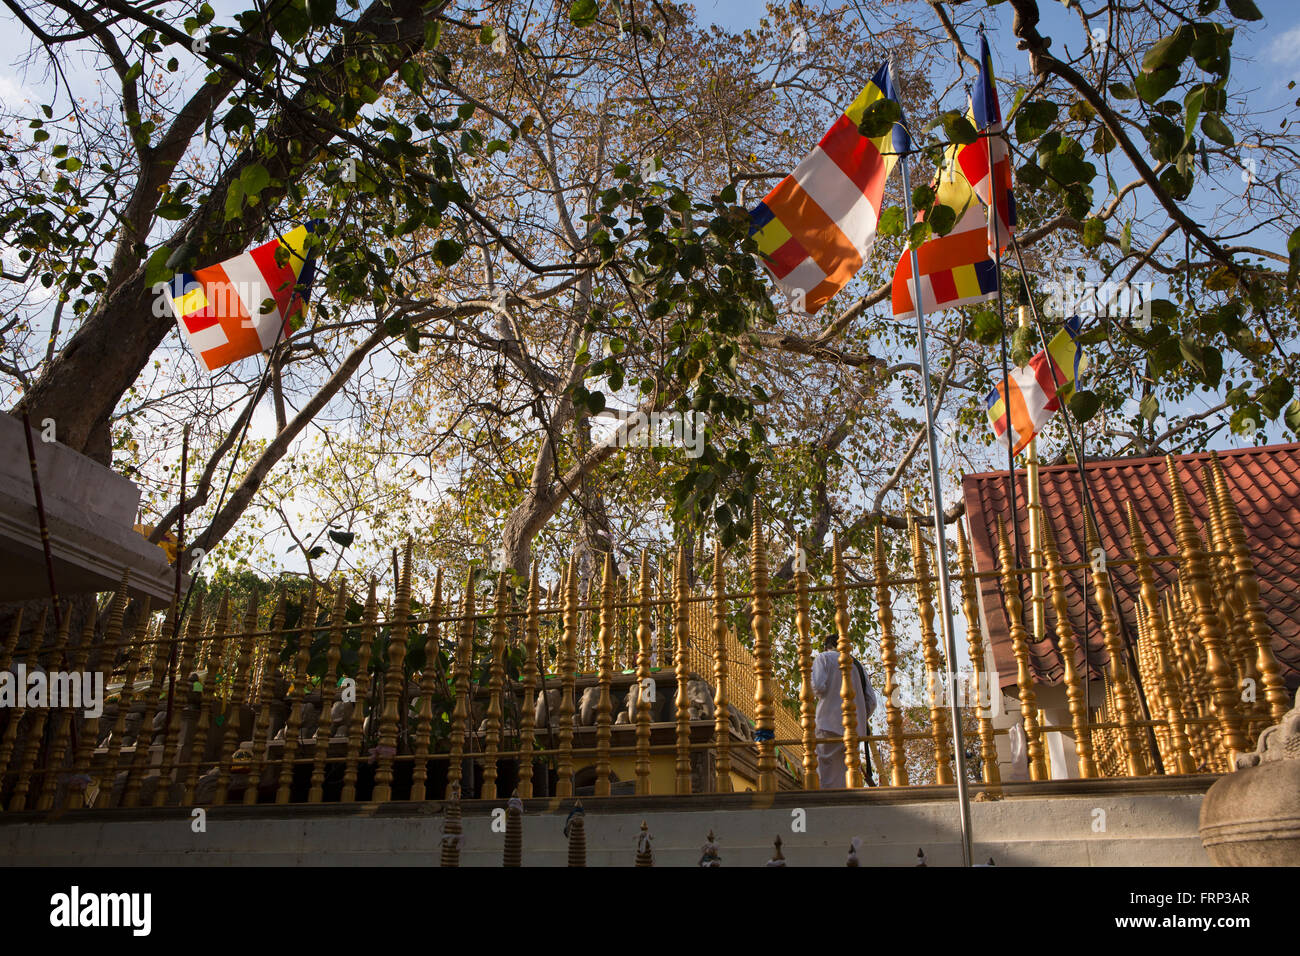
[0,476,1286,813]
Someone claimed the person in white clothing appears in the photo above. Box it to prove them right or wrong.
[811,633,878,788]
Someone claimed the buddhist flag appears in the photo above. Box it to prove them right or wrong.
[985,318,1084,455]
[165,222,320,372]
[956,35,1015,254]
[891,148,999,319]
[748,63,909,314]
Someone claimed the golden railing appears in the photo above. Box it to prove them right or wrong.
[0,453,1289,812]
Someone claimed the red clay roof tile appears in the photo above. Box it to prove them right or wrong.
[962,442,1300,693]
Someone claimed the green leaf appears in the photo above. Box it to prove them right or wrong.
[404,328,421,353]
[144,246,174,287]
[1120,219,1132,255]
[857,98,902,138]
[328,529,355,548]
[1081,216,1106,249]
[1260,376,1295,420]
[1225,0,1262,20]
[943,113,978,145]
[1139,393,1160,424]
[568,0,599,27]
[1143,27,1193,73]
[878,205,906,237]
[1287,224,1300,291]
[1285,400,1300,434]
[1183,86,1205,141]
[308,0,335,28]
[911,184,934,210]
[1135,67,1180,104]
[1011,326,1035,367]
[1159,165,1193,201]
[1015,99,1058,142]
[1068,389,1102,423]
[239,162,271,197]
[906,221,931,249]
[927,203,957,236]
[1108,83,1135,100]
[224,180,244,220]
[433,238,464,266]
[1200,113,1234,147]
[971,310,1003,346]
[1190,25,1233,74]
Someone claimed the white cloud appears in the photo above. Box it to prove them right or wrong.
[0,70,33,108]
[1267,24,1300,64]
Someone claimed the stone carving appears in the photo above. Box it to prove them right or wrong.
[330,700,353,737]
[726,704,753,741]
[685,679,714,720]
[577,686,600,726]
[1236,689,1300,768]
[534,688,562,729]
[625,680,668,723]
[1200,688,1300,865]
[698,829,721,867]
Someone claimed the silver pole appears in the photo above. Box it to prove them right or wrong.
[897,126,974,869]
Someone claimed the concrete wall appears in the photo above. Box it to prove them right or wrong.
[0,777,1215,866]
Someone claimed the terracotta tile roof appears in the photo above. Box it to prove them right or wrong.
[962,442,1300,693]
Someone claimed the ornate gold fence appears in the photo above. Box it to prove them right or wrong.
[0,453,1290,812]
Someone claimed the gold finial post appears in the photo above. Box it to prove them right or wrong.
[557,559,580,798]
[1039,525,1098,778]
[275,589,315,804]
[750,501,777,791]
[65,574,131,809]
[1166,456,1246,764]
[341,580,378,802]
[214,592,261,806]
[245,592,284,805]
[1087,511,1149,776]
[481,570,509,801]
[1210,455,1290,723]
[1127,505,1195,774]
[874,526,909,787]
[518,564,540,798]
[832,533,863,788]
[372,541,413,802]
[956,524,1001,785]
[997,518,1048,780]
[595,552,616,797]
[711,542,733,792]
[154,593,203,808]
[633,552,653,795]
[445,570,475,800]
[410,571,443,802]
[911,518,953,784]
[306,582,348,804]
[673,546,693,794]
[794,535,818,789]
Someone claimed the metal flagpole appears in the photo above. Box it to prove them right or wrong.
[894,61,974,867]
